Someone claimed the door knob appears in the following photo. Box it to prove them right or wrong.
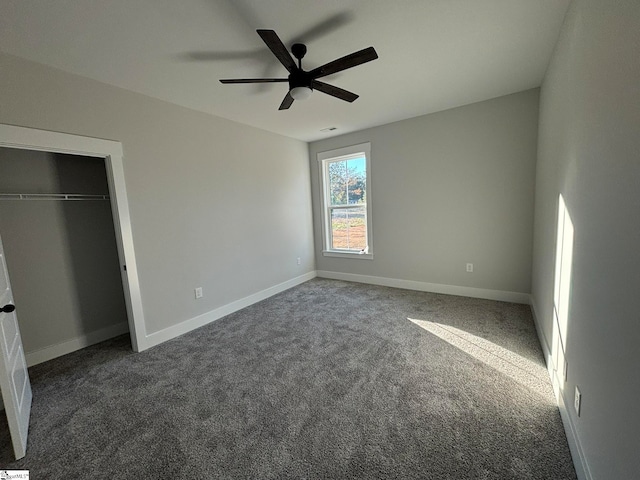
[0,304,15,313]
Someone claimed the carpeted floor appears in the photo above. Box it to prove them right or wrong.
[0,278,577,479]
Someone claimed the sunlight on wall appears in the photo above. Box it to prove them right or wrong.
[551,194,574,398]
[408,318,555,401]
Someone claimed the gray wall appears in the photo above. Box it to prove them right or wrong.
[0,52,315,338]
[309,89,539,295]
[0,148,127,354]
[531,0,640,478]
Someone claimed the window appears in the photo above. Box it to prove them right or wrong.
[318,142,372,259]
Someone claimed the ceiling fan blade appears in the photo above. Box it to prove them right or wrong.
[311,80,359,102]
[309,46,378,79]
[220,78,288,84]
[279,92,294,110]
[257,29,297,73]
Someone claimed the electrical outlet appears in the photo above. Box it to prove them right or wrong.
[195,287,203,299]
[574,386,582,416]
[466,263,474,273]
[297,257,301,265]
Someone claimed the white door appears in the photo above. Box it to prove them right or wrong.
[0,234,32,459]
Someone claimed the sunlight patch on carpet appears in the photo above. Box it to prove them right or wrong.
[409,318,554,400]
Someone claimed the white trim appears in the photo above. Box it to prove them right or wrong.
[317,142,373,257]
[103,149,146,351]
[316,270,530,304]
[0,125,123,157]
[144,271,317,350]
[322,251,373,260]
[0,123,147,352]
[25,322,129,367]
[530,299,592,480]
[529,299,554,381]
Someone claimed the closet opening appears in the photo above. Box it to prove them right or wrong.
[0,147,132,365]
[0,123,146,363]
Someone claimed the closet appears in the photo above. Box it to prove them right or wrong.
[0,147,129,365]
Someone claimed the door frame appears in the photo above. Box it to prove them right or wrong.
[0,124,146,352]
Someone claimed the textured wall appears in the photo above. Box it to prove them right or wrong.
[309,89,539,295]
[532,0,640,478]
[0,53,315,338]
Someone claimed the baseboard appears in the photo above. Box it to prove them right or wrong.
[316,270,531,304]
[143,271,317,350]
[25,321,130,367]
[530,299,592,480]
[529,299,554,376]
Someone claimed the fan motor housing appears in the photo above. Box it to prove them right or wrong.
[289,69,313,91]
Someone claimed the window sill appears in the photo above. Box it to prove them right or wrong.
[322,250,373,260]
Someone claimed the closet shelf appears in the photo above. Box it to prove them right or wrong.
[0,193,110,201]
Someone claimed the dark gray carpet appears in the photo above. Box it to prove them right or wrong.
[1,278,576,479]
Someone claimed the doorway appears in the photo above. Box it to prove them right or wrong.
[0,148,131,364]
[0,124,146,354]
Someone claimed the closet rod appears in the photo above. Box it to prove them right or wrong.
[0,193,110,201]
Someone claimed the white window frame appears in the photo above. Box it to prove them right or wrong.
[318,142,373,259]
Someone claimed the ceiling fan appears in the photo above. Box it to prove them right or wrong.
[220,29,378,110]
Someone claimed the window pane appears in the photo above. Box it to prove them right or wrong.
[330,206,367,251]
[328,156,367,206]
[346,157,366,205]
[328,161,348,205]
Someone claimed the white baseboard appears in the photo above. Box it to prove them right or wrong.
[143,271,317,350]
[530,299,592,480]
[316,270,531,304]
[25,321,130,367]
[529,299,554,378]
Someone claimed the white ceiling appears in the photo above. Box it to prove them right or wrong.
[0,0,570,142]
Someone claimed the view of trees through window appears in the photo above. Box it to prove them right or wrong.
[328,156,367,251]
